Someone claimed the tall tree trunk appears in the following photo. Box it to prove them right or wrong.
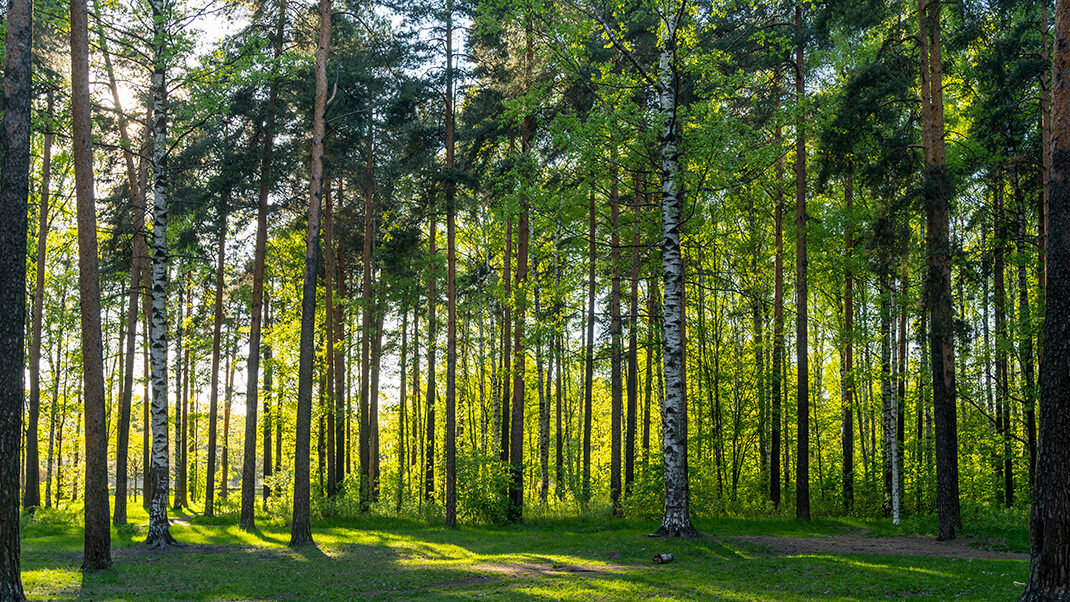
[145,0,176,547]
[842,172,855,511]
[324,182,338,498]
[919,0,960,541]
[582,190,595,505]
[995,175,1012,507]
[653,12,698,537]
[1038,0,1051,373]
[290,0,330,547]
[334,238,347,493]
[370,302,383,499]
[71,0,114,568]
[204,216,226,517]
[24,91,54,513]
[1022,2,1070,596]
[2,0,33,590]
[240,1,283,529]
[1015,169,1038,489]
[770,75,785,510]
[609,143,624,516]
[172,269,186,511]
[626,180,641,497]
[501,219,512,465]
[263,293,273,503]
[794,2,810,522]
[397,305,409,512]
[359,137,376,508]
[425,217,438,502]
[444,0,458,527]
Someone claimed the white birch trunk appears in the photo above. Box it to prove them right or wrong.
[654,12,697,538]
[145,0,175,547]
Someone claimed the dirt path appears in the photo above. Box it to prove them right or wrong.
[730,532,1027,560]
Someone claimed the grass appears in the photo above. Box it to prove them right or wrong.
[19,500,1031,600]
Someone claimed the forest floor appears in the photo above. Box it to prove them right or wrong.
[20,501,1031,600]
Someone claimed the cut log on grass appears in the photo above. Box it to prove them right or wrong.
[652,553,674,564]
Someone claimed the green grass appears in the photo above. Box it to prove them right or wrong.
[20,501,1031,600]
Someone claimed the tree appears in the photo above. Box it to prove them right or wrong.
[1020,0,1070,597]
[918,0,960,542]
[145,0,178,549]
[1,0,33,592]
[291,0,331,547]
[72,0,113,568]
[241,0,287,532]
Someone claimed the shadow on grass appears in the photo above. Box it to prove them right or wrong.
[25,515,1032,601]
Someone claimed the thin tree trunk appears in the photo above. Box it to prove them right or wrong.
[263,293,273,504]
[770,72,785,509]
[794,3,810,521]
[290,0,330,546]
[1015,170,1038,489]
[582,190,595,505]
[24,90,54,513]
[205,218,226,517]
[842,172,855,511]
[609,143,624,516]
[397,305,409,513]
[626,179,642,497]
[425,217,438,502]
[444,0,458,527]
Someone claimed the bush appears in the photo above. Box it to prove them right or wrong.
[457,456,511,526]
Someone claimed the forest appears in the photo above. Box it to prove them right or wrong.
[1,0,1069,599]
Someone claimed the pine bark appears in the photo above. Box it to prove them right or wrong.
[2,0,33,591]
[204,217,226,517]
[794,3,810,522]
[291,0,331,547]
[582,191,595,505]
[72,0,114,567]
[1021,1,1070,595]
[919,0,960,541]
[445,0,458,526]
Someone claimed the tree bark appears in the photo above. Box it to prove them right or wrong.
[770,71,785,510]
[2,0,33,590]
[1021,1,1070,595]
[290,0,330,547]
[653,11,698,537]
[145,0,177,548]
[919,0,960,542]
[425,216,438,502]
[609,143,624,516]
[582,190,595,505]
[24,90,54,513]
[794,2,810,522]
[72,0,114,568]
[445,0,458,526]
[842,173,854,511]
[204,215,226,517]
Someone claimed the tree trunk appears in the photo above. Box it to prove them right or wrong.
[263,293,273,504]
[334,238,347,494]
[653,14,698,537]
[2,0,33,591]
[626,180,642,497]
[24,90,54,513]
[172,270,186,511]
[842,172,854,511]
[71,0,114,567]
[290,0,330,547]
[1021,2,1070,596]
[397,305,409,512]
[770,72,785,510]
[919,0,960,541]
[582,190,595,505]
[444,0,458,526]
[425,216,438,502]
[1015,170,1038,489]
[794,3,810,522]
[609,143,623,516]
[145,0,177,547]
[239,1,282,529]
[204,216,226,517]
